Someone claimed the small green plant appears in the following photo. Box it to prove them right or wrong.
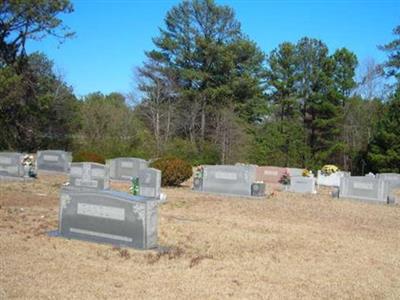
[150,157,192,186]
[73,151,105,164]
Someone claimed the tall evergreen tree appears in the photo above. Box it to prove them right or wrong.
[140,0,265,161]
[367,24,400,172]
[264,42,306,167]
[379,25,400,86]
[0,53,78,151]
[367,91,400,173]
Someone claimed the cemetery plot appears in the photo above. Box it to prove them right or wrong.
[317,171,350,187]
[0,152,25,178]
[289,176,316,193]
[200,165,256,196]
[1,176,400,299]
[107,157,149,181]
[338,176,400,204]
[56,161,161,249]
[36,150,72,173]
[58,188,158,249]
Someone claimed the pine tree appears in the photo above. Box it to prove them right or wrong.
[367,91,400,173]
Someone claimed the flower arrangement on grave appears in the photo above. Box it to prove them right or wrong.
[302,169,312,177]
[279,171,290,185]
[321,165,339,176]
[22,155,36,178]
[194,165,204,178]
[130,177,139,195]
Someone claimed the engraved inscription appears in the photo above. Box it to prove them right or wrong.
[121,161,134,168]
[75,178,98,188]
[43,155,59,162]
[264,170,278,176]
[353,182,374,190]
[77,203,125,220]
[215,172,237,180]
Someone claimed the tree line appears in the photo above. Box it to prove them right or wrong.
[0,0,399,173]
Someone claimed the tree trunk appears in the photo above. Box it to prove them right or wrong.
[200,104,206,142]
[155,110,160,156]
[164,105,171,143]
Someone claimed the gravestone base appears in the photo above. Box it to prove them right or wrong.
[0,175,34,182]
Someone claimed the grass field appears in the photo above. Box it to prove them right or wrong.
[1,175,400,299]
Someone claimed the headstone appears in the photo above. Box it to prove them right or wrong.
[338,176,399,204]
[107,157,149,181]
[287,168,304,177]
[256,166,288,184]
[201,165,256,196]
[289,176,316,193]
[139,168,161,198]
[0,152,25,178]
[317,171,350,187]
[36,150,72,173]
[69,162,109,190]
[58,188,158,249]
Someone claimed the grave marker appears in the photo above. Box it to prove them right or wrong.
[139,168,161,198]
[317,171,350,187]
[36,150,72,173]
[69,162,109,190]
[0,152,25,178]
[201,165,256,196]
[289,176,316,193]
[58,188,158,249]
[338,176,399,204]
[256,166,288,185]
[107,157,149,181]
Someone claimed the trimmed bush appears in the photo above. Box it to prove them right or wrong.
[73,151,105,164]
[150,157,192,186]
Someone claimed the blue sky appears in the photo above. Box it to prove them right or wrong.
[26,0,400,97]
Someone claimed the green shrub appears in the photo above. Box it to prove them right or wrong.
[150,157,192,186]
[73,151,105,164]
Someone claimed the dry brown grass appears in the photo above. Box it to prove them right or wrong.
[1,175,400,299]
